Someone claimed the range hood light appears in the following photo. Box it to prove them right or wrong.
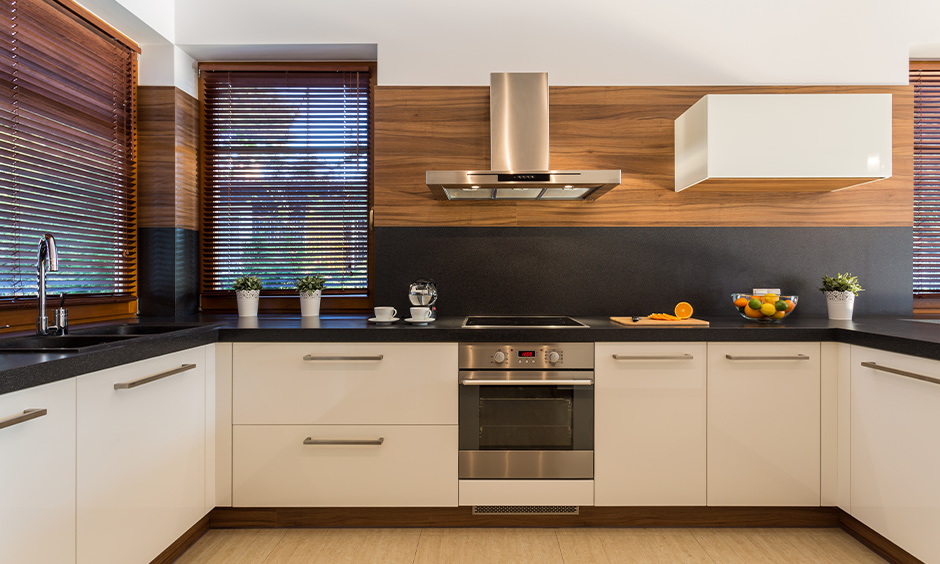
[426,73,621,201]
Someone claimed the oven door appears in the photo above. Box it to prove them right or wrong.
[458,370,594,479]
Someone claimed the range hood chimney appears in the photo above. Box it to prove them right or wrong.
[426,73,621,201]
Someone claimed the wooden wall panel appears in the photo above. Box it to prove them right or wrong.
[138,86,176,229]
[175,89,200,231]
[138,86,200,231]
[374,85,912,227]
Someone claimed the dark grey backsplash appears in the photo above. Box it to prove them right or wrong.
[139,227,198,317]
[375,227,913,318]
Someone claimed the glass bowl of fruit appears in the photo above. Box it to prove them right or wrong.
[732,293,798,323]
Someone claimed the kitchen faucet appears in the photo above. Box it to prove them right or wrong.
[37,233,59,335]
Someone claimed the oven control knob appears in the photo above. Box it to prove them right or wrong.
[548,351,560,363]
[492,351,507,363]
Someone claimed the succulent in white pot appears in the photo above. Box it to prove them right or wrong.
[232,275,263,317]
[295,274,326,317]
[819,273,864,320]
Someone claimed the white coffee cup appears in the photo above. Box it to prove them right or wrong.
[410,307,432,320]
[374,306,397,320]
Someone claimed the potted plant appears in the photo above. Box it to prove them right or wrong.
[295,274,326,317]
[820,272,864,320]
[232,275,263,317]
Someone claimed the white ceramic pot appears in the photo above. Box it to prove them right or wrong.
[236,290,260,317]
[825,291,855,320]
[299,290,321,317]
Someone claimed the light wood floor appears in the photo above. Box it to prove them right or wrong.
[173,528,887,564]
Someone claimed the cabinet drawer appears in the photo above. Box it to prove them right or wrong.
[595,342,706,506]
[233,343,457,425]
[233,424,457,507]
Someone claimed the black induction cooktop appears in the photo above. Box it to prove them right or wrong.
[462,316,588,328]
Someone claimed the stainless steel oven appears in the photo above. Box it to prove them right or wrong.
[458,342,594,479]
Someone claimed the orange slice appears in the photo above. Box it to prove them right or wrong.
[674,302,693,319]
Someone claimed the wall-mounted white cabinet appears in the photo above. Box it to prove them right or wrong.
[675,93,892,192]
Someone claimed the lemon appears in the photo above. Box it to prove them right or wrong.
[762,293,779,304]
[759,303,777,317]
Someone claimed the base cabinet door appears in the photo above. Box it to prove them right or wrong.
[595,342,707,506]
[77,348,207,564]
[851,346,940,564]
[0,378,76,564]
[233,424,457,507]
[707,342,821,506]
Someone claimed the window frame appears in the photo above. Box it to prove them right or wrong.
[0,0,140,330]
[197,62,376,314]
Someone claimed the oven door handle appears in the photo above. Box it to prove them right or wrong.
[460,379,594,386]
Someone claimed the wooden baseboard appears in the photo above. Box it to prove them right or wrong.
[838,510,924,564]
[209,506,839,529]
[149,513,211,564]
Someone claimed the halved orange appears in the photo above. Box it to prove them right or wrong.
[674,301,693,319]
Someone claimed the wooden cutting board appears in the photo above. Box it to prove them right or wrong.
[611,316,710,327]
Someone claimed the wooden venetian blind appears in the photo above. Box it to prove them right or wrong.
[0,0,137,301]
[913,62,940,296]
[200,69,371,295]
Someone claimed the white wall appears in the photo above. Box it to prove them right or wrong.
[171,0,940,86]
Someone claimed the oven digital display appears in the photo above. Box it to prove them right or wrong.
[518,351,536,357]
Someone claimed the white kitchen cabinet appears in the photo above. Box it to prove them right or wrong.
[0,378,76,564]
[595,342,707,506]
[233,424,457,507]
[232,342,458,507]
[674,93,892,192]
[77,347,207,564]
[233,342,457,425]
[851,346,940,564]
[707,342,821,506]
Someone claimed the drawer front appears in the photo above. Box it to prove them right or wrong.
[233,343,457,425]
[233,424,458,507]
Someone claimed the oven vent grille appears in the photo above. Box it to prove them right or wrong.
[472,505,579,515]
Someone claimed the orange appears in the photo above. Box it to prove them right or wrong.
[733,297,748,308]
[675,302,693,319]
[785,299,795,312]
[772,310,786,319]
[744,305,762,318]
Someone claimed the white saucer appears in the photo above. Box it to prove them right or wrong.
[368,317,399,324]
[405,317,434,325]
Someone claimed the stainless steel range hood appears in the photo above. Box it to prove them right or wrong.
[426,73,621,201]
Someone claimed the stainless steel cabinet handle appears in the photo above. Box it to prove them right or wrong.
[303,437,385,446]
[461,379,594,386]
[114,363,197,390]
[725,354,810,361]
[861,362,940,387]
[303,355,384,361]
[613,354,694,360]
[0,408,47,430]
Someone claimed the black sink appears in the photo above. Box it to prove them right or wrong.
[71,323,209,336]
[0,334,139,353]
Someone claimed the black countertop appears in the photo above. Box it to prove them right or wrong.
[3,314,940,395]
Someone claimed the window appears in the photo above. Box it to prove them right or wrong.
[199,64,373,312]
[0,0,138,322]
[912,61,940,305]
